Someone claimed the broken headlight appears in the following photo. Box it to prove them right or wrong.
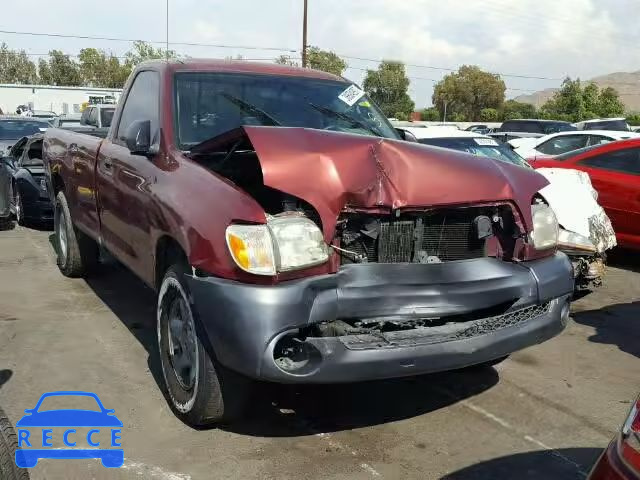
[558,229,596,253]
[226,216,328,275]
[530,202,558,250]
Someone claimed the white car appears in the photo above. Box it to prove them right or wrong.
[402,127,617,289]
[508,130,640,160]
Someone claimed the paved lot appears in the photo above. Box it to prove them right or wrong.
[0,225,638,480]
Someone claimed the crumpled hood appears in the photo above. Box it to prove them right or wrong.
[196,126,549,241]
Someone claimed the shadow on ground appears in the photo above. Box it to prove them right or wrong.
[80,257,500,437]
[442,447,602,480]
[572,300,640,360]
[608,247,640,274]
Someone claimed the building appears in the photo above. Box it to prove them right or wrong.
[0,84,122,116]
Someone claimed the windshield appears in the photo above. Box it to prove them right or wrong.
[419,137,531,168]
[100,108,115,128]
[583,120,629,131]
[174,72,398,149]
[0,120,44,140]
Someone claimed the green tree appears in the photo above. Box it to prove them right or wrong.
[41,50,83,86]
[501,99,537,120]
[125,41,178,67]
[0,43,38,84]
[37,58,53,85]
[479,108,499,122]
[306,46,347,76]
[274,54,299,66]
[597,86,625,117]
[78,48,131,88]
[421,107,440,121]
[432,65,505,121]
[363,60,415,118]
[626,113,640,126]
[582,82,600,118]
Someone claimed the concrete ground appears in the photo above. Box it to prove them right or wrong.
[0,225,638,480]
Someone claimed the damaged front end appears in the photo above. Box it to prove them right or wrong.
[185,126,574,383]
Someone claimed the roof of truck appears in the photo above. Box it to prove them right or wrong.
[137,58,345,82]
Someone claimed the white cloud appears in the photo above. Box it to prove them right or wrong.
[1,0,637,106]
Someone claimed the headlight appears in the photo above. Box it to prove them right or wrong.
[558,229,596,252]
[226,215,328,275]
[530,202,558,250]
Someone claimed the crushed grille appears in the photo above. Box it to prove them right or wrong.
[340,302,552,350]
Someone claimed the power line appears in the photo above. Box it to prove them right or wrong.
[0,29,297,52]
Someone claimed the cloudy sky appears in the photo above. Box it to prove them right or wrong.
[2,0,639,107]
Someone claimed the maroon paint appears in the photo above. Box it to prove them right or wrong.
[45,59,555,288]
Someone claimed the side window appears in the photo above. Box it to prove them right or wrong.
[580,148,640,175]
[10,139,27,161]
[87,108,98,126]
[116,71,160,142]
[588,135,612,146]
[537,135,588,155]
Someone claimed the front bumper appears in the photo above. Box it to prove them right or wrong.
[186,252,574,383]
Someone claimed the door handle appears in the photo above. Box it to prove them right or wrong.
[103,159,113,170]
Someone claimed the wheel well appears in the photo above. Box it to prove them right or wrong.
[51,173,65,196]
[155,236,188,291]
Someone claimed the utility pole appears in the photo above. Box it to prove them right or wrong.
[301,0,308,67]
[443,100,447,123]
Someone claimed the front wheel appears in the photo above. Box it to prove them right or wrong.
[14,188,24,227]
[0,408,30,479]
[157,263,250,426]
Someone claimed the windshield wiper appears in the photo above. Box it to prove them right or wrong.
[308,103,383,137]
[220,93,281,126]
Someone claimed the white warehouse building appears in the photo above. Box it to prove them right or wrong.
[0,84,122,116]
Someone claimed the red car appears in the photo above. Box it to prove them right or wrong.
[588,395,640,479]
[529,138,640,250]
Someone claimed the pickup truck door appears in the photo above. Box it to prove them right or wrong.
[95,70,160,282]
[573,146,640,247]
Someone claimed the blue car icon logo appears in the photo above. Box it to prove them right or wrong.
[15,391,123,468]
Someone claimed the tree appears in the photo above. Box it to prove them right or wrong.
[597,86,625,117]
[306,46,347,76]
[37,58,52,85]
[78,48,130,88]
[40,50,82,86]
[626,113,640,126]
[0,43,38,84]
[541,78,625,121]
[501,100,537,120]
[421,107,440,121]
[274,54,298,66]
[363,61,414,118]
[479,108,499,122]
[432,65,505,121]
[125,41,178,67]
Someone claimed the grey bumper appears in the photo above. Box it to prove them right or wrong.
[186,252,574,383]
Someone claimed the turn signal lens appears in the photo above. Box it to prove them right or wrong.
[225,225,276,275]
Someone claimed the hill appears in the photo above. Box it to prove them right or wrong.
[514,70,640,112]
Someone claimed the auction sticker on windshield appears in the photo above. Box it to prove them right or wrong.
[15,391,123,468]
[474,138,499,146]
[338,85,365,106]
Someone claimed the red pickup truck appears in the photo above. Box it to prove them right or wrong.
[43,59,574,426]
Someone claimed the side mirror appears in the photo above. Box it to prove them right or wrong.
[396,128,418,143]
[125,120,152,156]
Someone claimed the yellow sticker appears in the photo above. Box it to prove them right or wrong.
[358,101,371,108]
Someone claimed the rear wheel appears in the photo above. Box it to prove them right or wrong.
[157,263,250,426]
[54,191,99,277]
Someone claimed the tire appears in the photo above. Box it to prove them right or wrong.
[157,263,250,426]
[54,191,99,277]
[0,408,30,479]
[0,218,14,231]
[14,188,24,227]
